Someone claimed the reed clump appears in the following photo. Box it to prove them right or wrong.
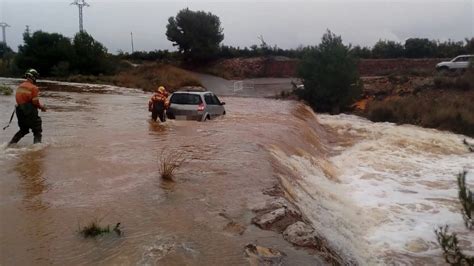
[158,149,187,180]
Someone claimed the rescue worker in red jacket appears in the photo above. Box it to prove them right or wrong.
[148,86,169,122]
[8,69,47,145]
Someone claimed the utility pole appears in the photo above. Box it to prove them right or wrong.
[25,25,31,37]
[130,32,134,53]
[71,0,90,32]
[0,22,10,45]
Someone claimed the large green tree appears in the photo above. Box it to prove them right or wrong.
[72,31,109,75]
[297,30,362,113]
[16,31,74,76]
[166,8,224,62]
[404,38,436,58]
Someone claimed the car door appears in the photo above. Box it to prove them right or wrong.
[203,93,217,118]
[453,56,469,69]
[212,94,225,116]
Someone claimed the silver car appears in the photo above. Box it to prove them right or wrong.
[166,89,226,121]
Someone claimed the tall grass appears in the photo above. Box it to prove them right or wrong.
[114,63,202,92]
[78,218,121,238]
[158,149,187,180]
[0,85,13,96]
[366,92,474,137]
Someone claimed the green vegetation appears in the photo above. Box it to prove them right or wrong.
[435,225,473,265]
[79,220,121,238]
[434,171,473,265]
[458,171,473,229]
[296,30,362,113]
[352,38,473,59]
[15,30,117,77]
[0,84,13,95]
[166,8,224,62]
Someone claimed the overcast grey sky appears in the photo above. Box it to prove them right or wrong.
[1,0,473,53]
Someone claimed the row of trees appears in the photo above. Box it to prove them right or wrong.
[353,38,474,59]
[121,37,474,63]
[1,30,117,77]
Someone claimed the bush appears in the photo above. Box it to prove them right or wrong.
[297,30,362,113]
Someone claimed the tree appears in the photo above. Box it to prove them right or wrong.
[372,40,404,58]
[404,38,437,58]
[16,30,74,76]
[72,31,109,75]
[166,8,224,62]
[296,30,362,113]
[0,43,13,58]
[351,45,372,58]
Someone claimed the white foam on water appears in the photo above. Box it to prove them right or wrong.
[0,141,51,160]
[272,114,474,264]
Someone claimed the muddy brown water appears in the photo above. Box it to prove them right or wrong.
[1,79,473,265]
[0,82,324,265]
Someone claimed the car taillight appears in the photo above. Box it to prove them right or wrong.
[197,103,205,111]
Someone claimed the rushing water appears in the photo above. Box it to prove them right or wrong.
[0,80,473,265]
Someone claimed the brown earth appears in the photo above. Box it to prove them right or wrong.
[202,57,445,79]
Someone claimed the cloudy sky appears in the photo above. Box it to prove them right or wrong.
[1,0,472,53]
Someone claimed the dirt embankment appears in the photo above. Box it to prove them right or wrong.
[356,72,474,137]
[202,57,445,79]
[52,63,202,92]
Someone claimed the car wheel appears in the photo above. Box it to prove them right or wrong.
[437,66,449,73]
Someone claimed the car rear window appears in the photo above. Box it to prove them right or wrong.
[170,93,203,105]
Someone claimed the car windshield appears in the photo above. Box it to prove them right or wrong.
[170,93,203,105]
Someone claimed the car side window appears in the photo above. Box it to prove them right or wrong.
[454,57,467,62]
[212,95,221,105]
[204,94,213,105]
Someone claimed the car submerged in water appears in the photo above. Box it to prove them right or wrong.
[166,87,226,121]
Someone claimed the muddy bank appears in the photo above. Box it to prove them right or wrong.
[356,73,474,137]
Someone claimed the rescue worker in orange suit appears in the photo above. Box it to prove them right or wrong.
[148,86,169,122]
[8,69,47,145]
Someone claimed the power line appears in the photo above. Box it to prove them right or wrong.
[0,22,10,45]
[71,0,90,32]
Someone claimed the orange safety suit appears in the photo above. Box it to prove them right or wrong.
[9,80,45,144]
[148,89,169,122]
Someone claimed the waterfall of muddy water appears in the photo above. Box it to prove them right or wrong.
[0,80,324,265]
[271,110,474,264]
[1,79,473,265]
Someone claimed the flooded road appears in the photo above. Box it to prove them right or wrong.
[0,81,323,265]
[1,79,473,265]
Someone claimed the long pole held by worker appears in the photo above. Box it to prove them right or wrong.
[3,109,15,130]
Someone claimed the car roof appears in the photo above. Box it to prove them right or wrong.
[172,90,214,95]
[455,55,474,57]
